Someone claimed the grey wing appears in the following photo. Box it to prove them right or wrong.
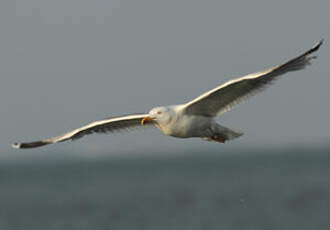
[183,40,323,117]
[12,114,151,149]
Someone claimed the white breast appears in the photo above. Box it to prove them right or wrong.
[159,113,212,138]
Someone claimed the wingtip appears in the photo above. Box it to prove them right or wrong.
[12,143,21,149]
[11,140,51,149]
[302,39,323,57]
[313,39,324,51]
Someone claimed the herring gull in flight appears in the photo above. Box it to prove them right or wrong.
[12,40,323,149]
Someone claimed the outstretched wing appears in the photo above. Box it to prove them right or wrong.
[12,114,151,149]
[183,40,323,117]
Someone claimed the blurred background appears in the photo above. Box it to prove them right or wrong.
[1,0,330,229]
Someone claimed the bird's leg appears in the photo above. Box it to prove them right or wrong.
[208,134,228,143]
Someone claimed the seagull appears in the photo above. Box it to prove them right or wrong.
[12,40,323,149]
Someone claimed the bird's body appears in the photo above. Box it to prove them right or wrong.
[148,105,242,141]
[13,40,323,149]
[170,113,213,138]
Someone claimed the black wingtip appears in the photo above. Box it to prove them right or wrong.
[12,141,50,149]
[310,39,324,53]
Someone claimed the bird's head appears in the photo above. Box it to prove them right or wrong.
[141,106,174,126]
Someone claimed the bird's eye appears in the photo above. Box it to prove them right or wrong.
[157,111,162,115]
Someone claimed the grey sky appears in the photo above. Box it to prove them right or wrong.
[2,0,329,157]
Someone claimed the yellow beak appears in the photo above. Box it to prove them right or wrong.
[141,116,154,125]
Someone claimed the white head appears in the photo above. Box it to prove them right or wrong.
[141,106,175,126]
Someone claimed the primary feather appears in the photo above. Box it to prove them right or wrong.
[183,40,323,117]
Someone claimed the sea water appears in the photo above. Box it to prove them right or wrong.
[0,148,330,230]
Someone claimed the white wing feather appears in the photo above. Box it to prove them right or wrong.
[183,40,323,117]
[12,114,151,149]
